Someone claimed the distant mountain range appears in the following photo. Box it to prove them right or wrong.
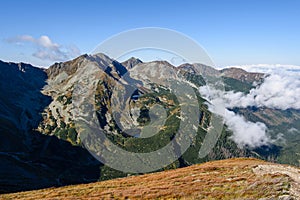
[0,54,299,194]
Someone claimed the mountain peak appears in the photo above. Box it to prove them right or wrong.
[121,57,143,69]
[46,54,90,79]
[148,60,175,69]
[178,63,220,77]
[46,53,115,80]
[91,52,113,62]
[177,63,199,74]
[221,67,248,74]
[220,67,265,84]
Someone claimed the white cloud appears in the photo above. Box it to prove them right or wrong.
[199,65,300,148]
[6,35,81,62]
[200,86,271,148]
[36,35,60,51]
[224,109,270,148]
[220,65,300,110]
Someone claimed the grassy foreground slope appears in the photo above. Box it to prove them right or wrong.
[1,158,299,200]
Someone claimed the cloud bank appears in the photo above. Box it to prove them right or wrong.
[200,87,271,148]
[200,65,300,148]
[222,65,300,110]
[6,35,80,62]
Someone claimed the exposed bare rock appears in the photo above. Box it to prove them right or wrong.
[253,164,300,198]
[220,67,265,84]
[178,63,220,77]
[121,57,143,69]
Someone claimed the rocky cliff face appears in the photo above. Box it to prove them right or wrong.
[0,60,101,194]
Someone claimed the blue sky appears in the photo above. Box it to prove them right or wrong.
[0,0,299,67]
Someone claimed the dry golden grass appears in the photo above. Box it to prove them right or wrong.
[0,158,297,200]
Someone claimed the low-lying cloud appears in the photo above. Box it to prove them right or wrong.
[224,109,270,148]
[199,65,300,148]
[6,35,80,62]
[200,87,272,148]
[223,66,300,110]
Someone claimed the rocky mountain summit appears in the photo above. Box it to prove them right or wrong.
[220,67,265,84]
[121,57,143,69]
